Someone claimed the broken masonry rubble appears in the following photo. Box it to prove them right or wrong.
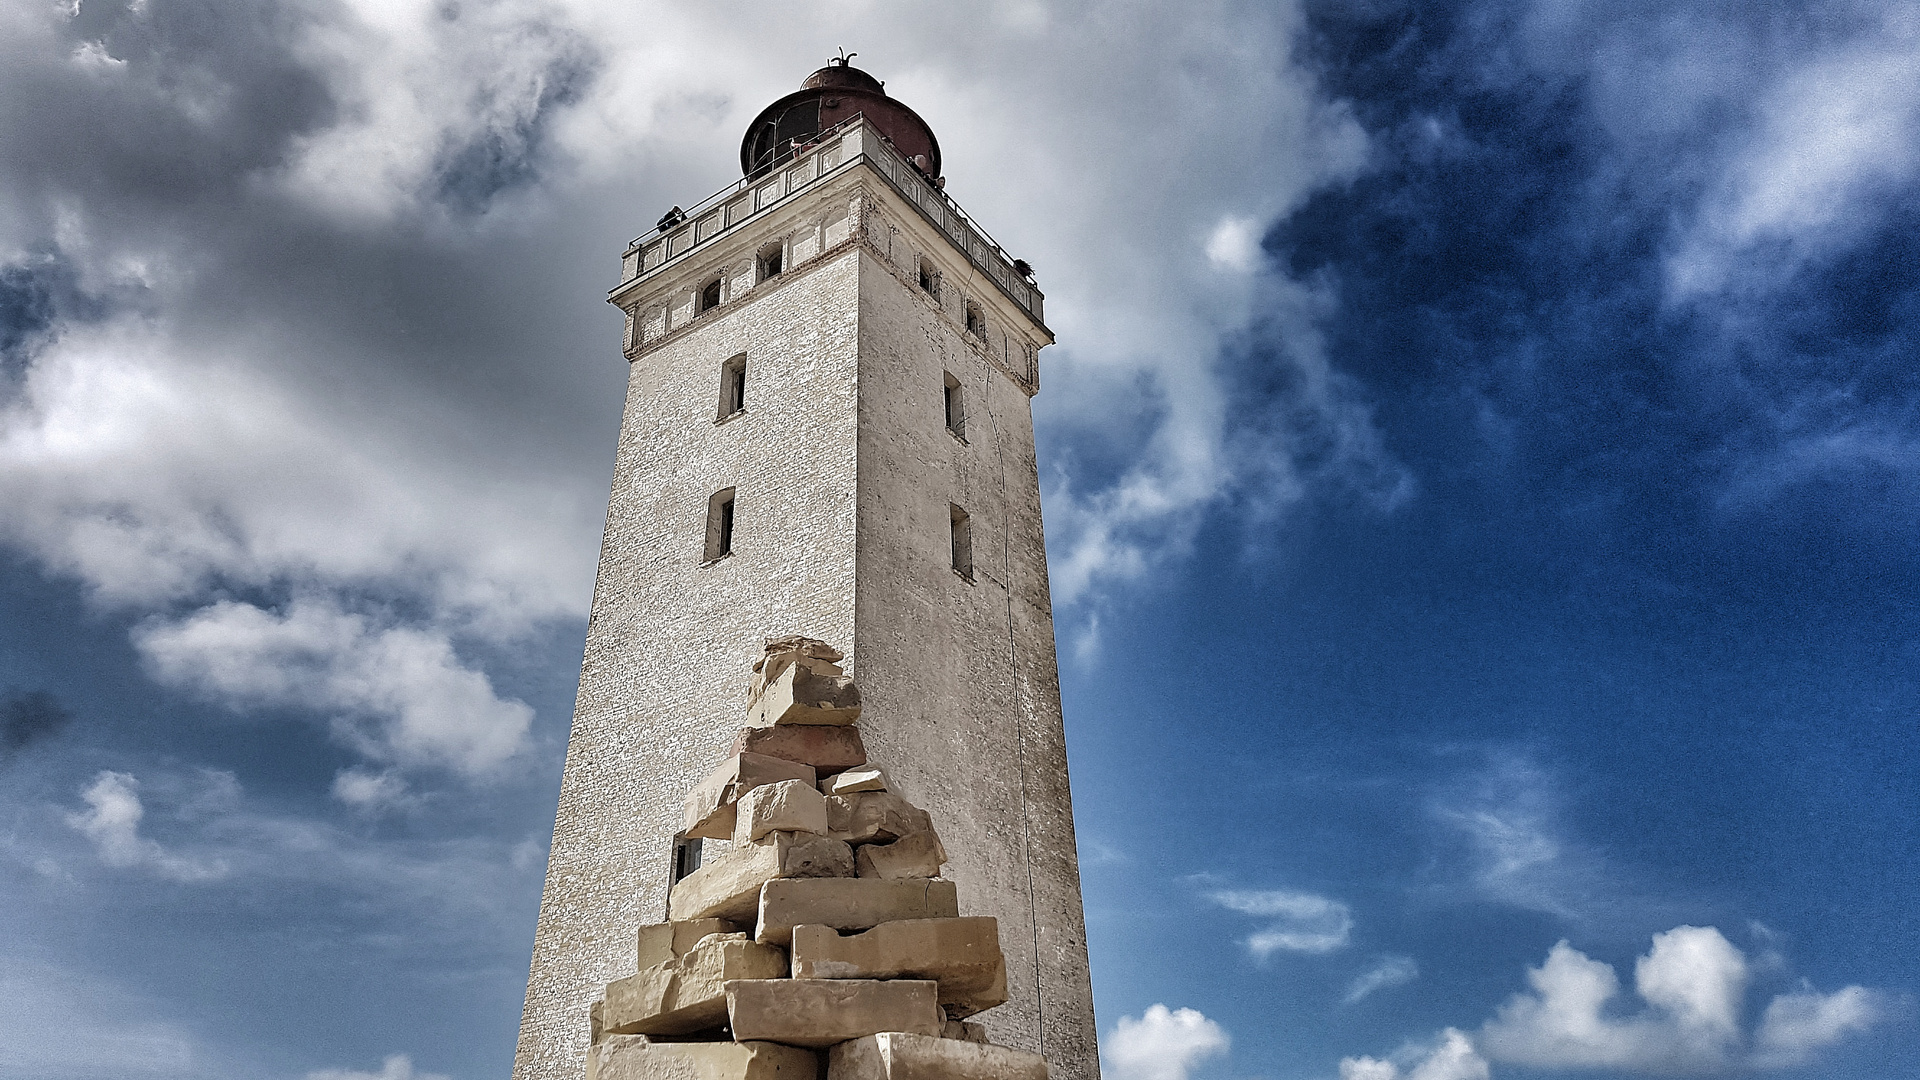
[587,636,1047,1080]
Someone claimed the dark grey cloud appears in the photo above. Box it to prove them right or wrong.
[0,0,334,220]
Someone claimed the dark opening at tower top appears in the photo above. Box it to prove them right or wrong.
[739,56,942,179]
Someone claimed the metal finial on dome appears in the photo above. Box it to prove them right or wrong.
[830,48,857,67]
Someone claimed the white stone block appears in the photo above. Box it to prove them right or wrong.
[826,767,888,795]
[684,754,818,841]
[828,1032,1047,1080]
[790,917,1007,1017]
[636,919,740,970]
[669,832,854,923]
[747,662,862,727]
[726,978,944,1047]
[733,780,830,844]
[591,1035,820,1080]
[854,831,945,880]
[826,792,932,845]
[754,878,960,946]
[603,934,788,1037]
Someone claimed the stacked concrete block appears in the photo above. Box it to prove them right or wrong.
[746,636,863,727]
[683,753,819,841]
[586,638,1051,1080]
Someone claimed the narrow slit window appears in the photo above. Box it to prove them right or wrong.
[950,503,973,580]
[705,487,736,561]
[943,372,965,437]
[719,354,747,419]
[965,302,986,339]
[918,258,939,299]
[699,277,722,313]
[672,837,703,882]
[758,242,784,282]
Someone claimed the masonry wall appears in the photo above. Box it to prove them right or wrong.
[849,218,1099,1079]
[514,248,864,1080]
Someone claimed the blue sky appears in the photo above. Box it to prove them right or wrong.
[1,2,1915,1079]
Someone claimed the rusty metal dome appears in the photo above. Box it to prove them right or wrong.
[740,58,940,178]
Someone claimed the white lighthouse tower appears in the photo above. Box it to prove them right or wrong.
[514,59,1099,1080]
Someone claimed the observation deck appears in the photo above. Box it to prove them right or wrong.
[613,115,1046,328]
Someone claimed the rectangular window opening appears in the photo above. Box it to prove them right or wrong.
[705,488,737,562]
[758,242,784,282]
[672,836,703,882]
[965,302,986,339]
[950,503,973,580]
[943,372,965,437]
[699,277,722,313]
[918,258,939,299]
[719,354,747,419]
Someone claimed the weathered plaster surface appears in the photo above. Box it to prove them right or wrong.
[514,165,1096,1080]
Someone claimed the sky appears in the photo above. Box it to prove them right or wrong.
[0,1,1916,1079]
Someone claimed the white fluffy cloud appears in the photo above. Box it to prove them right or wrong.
[135,599,532,778]
[1103,1004,1230,1080]
[1204,215,1265,274]
[1345,925,1884,1078]
[0,318,592,621]
[307,1055,448,1080]
[277,0,592,221]
[1209,888,1353,956]
[1341,1029,1489,1080]
[1753,984,1883,1065]
[65,771,228,882]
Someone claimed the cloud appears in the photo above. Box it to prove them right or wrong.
[1209,888,1353,956]
[1476,0,1920,304]
[1345,954,1419,1004]
[135,598,532,778]
[1753,984,1883,1065]
[1667,9,1920,298]
[1103,1004,1230,1080]
[65,771,227,882]
[0,0,1412,835]
[1428,753,1618,922]
[275,0,596,219]
[1205,216,1264,274]
[1,689,72,756]
[307,1055,449,1080]
[1339,927,1885,1078]
[1341,1029,1489,1080]
[0,317,592,622]
[31,761,545,934]
[898,0,1401,608]
[331,768,413,811]
[1478,927,1882,1072]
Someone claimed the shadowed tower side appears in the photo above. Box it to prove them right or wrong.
[514,59,1099,1080]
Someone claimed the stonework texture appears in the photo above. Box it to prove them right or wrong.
[514,163,1097,1080]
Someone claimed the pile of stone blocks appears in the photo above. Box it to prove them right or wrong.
[588,637,1051,1080]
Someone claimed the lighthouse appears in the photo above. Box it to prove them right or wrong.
[514,58,1099,1080]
